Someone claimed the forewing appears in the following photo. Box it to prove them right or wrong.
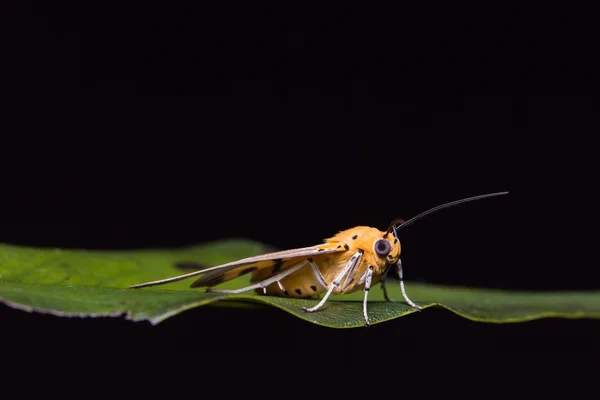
[129,243,342,289]
[190,244,342,287]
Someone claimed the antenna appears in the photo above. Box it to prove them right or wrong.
[386,191,509,236]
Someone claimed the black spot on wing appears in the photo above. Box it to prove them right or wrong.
[272,259,283,274]
[174,262,205,271]
[238,267,258,276]
[310,285,317,292]
[295,289,302,295]
[352,235,358,240]
[344,244,349,250]
[196,274,224,287]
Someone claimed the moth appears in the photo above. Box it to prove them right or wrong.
[130,192,508,326]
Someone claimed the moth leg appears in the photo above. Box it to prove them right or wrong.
[380,267,396,302]
[397,258,422,310]
[309,260,328,289]
[206,260,308,294]
[360,266,374,326]
[276,280,286,293]
[301,250,363,313]
[341,252,361,290]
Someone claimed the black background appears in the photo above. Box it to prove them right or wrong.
[3,3,598,397]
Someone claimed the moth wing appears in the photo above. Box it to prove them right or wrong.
[192,244,341,287]
[129,244,343,289]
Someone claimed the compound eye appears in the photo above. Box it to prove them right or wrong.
[374,239,392,257]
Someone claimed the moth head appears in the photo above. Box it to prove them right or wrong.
[375,226,401,264]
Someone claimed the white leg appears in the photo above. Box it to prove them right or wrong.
[397,259,421,310]
[301,250,363,313]
[310,260,329,289]
[276,280,286,292]
[341,253,361,290]
[207,260,308,294]
[361,266,374,326]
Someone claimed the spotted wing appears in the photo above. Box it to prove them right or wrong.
[128,244,343,289]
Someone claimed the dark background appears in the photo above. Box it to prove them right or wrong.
[3,3,598,397]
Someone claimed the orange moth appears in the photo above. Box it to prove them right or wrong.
[130,192,508,326]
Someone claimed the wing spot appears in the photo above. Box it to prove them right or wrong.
[352,235,358,240]
[344,244,349,250]
[198,275,224,287]
[238,267,258,276]
[310,285,317,292]
[336,245,341,248]
[295,289,302,295]
[272,259,283,274]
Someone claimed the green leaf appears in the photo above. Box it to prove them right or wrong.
[1,241,599,328]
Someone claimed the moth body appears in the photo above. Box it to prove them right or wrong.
[253,226,398,298]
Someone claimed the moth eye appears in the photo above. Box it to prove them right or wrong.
[374,239,392,257]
